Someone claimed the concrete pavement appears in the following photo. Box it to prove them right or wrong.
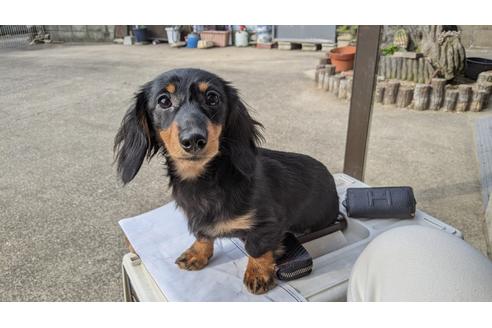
[0,44,490,301]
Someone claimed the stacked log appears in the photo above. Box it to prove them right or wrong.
[379,56,386,78]
[331,75,344,97]
[338,79,348,99]
[314,63,492,112]
[478,83,492,108]
[429,78,446,110]
[406,59,413,81]
[346,76,353,100]
[443,86,459,111]
[390,57,396,79]
[322,64,336,91]
[477,71,492,84]
[396,86,414,108]
[470,90,489,112]
[383,80,400,105]
[315,64,325,88]
[456,85,472,112]
[413,84,431,110]
[375,82,386,104]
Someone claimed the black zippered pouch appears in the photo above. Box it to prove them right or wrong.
[274,232,313,281]
[344,187,416,219]
[274,213,347,281]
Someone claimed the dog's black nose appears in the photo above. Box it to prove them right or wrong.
[180,133,207,153]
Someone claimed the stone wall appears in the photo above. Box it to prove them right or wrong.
[459,25,492,49]
[382,25,492,50]
[44,25,115,42]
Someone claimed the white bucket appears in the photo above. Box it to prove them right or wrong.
[235,31,249,47]
[165,27,181,44]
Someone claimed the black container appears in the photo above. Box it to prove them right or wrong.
[465,57,492,80]
[132,28,148,43]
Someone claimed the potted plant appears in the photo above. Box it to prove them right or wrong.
[329,46,357,72]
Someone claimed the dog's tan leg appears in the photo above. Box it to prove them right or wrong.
[243,251,276,294]
[175,238,214,271]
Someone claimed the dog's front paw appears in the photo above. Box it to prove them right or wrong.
[175,239,214,271]
[175,249,209,270]
[243,267,275,294]
[243,252,276,294]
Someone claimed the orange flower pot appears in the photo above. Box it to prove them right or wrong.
[329,46,356,72]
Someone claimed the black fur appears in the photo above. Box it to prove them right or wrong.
[114,68,339,259]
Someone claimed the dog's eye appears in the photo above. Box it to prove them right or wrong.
[205,91,220,106]
[158,95,172,109]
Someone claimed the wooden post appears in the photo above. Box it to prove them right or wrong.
[385,56,391,79]
[417,57,425,83]
[429,78,446,110]
[338,78,348,99]
[423,60,430,83]
[444,86,458,111]
[401,58,407,80]
[477,71,492,84]
[413,83,431,110]
[425,61,434,83]
[379,56,386,78]
[412,59,418,82]
[383,80,400,105]
[477,82,492,108]
[319,57,329,66]
[316,65,325,89]
[344,25,382,181]
[375,82,385,104]
[456,85,472,112]
[407,59,414,81]
[470,90,489,112]
[346,76,353,100]
[396,57,403,80]
[332,75,343,97]
[323,65,336,91]
[390,57,397,79]
[315,64,324,84]
[396,86,414,108]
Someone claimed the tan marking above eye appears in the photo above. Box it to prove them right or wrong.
[198,82,208,93]
[165,83,176,94]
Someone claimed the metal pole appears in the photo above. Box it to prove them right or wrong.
[343,25,382,181]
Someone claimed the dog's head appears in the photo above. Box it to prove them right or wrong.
[114,68,263,183]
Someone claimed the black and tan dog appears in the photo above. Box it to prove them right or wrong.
[114,68,339,294]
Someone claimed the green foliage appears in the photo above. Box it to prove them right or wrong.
[337,25,358,35]
[382,44,399,56]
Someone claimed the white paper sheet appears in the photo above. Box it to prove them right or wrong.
[119,202,305,301]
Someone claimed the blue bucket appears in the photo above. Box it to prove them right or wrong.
[187,33,199,48]
[132,28,148,42]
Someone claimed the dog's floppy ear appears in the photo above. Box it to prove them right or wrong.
[114,86,158,184]
[222,85,264,177]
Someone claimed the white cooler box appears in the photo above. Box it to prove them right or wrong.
[120,173,462,302]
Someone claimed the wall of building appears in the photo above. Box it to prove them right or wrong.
[43,25,492,48]
[44,25,115,42]
[459,25,492,49]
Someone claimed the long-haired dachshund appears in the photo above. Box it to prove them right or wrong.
[114,68,339,294]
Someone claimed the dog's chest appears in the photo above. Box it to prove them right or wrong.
[174,192,253,238]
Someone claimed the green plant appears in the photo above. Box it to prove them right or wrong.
[337,25,351,33]
[337,25,358,35]
[382,44,399,56]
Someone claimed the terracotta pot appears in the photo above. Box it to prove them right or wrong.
[329,46,356,72]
